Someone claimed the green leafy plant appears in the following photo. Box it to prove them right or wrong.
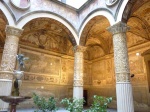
[61,98,85,112]
[86,95,112,112]
[33,93,58,112]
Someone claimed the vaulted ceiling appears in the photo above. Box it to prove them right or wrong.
[0,10,7,50]
[20,18,75,56]
[0,1,149,60]
[81,1,150,60]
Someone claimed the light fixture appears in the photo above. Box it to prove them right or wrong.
[136,52,140,56]
[41,86,44,89]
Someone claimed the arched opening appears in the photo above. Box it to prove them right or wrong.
[16,17,77,108]
[125,0,150,109]
[0,10,8,64]
[80,15,116,107]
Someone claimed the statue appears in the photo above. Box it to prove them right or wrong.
[12,54,29,96]
[0,54,31,112]
[16,54,29,71]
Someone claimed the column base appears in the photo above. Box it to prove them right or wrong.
[116,82,134,112]
[0,79,12,111]
[73,86,83,99]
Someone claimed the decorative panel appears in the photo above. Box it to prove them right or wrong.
[20,49,61,75]
[60,58,74,85]
[92,58,114,86]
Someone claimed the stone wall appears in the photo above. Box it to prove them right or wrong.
[0,44,150,108]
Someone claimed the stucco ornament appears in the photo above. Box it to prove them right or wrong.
[10,0,30,10]
[105,0,119,6]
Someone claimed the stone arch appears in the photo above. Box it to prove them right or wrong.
[16,11,78,46]
[116,0,129,22]
[79,9,115,45]
[79,14,112,60]
[0,2,15,26]
[121,0,149,23]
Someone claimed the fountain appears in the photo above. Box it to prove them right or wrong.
[0,54,31,112]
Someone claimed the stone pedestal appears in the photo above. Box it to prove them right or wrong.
[73,45,86,99]
[0,26,23,111]
[107,22,134,112]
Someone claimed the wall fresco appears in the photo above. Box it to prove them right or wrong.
[20,49,61,76]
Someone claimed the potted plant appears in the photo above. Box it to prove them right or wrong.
[33,93,58,112]
[61,98,85,112]
[86,95,112,112]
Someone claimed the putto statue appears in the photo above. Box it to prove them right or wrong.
[12,54,29,96]
[16,54,29,71]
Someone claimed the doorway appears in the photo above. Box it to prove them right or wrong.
[83,90,88,106]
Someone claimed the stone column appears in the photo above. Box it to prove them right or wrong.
[0,25,23,111]
[73,45,86,99]
[107,22,134,112]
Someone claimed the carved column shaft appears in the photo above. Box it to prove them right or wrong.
[73,45,86,99]
[0,25,23,112]
[107,22,134,112]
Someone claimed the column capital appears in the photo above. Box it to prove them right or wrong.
[5,25,23,37]
[73,45,86,53]
[107,21,130,35]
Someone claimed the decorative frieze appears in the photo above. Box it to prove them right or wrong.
[24,73,59,84]
[0,71,13,80]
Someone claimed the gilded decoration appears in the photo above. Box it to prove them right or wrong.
[107,22,131,82]
[0,26,23,74]
[116,73,130,82]
[73,46,85,87]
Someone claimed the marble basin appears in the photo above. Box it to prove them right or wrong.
[0,96,31,104]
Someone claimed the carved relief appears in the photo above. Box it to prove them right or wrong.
[0,26,23,76]
[105,0,119,6]
[107,22,131,82]
[73,47,85,87]
[116,73,130,82]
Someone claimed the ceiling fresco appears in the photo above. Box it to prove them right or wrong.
[0,10,7,49]
[81,1,150,60]
[20,18,74,56]
[0,1,149,61]
[127,1,150,47]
